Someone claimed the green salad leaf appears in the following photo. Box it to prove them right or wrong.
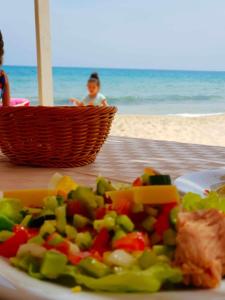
[74,263,182,292]
[182,192,225,212]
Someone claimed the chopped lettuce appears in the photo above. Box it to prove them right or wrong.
[74,263,182,292]
[0,199,23,223]
[182,192,225,212]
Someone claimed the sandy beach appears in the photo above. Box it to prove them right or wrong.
[110,114,225,147]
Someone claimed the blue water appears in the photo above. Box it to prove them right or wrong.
[4,65,225,115]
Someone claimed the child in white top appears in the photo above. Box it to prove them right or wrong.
[70,73,108,106]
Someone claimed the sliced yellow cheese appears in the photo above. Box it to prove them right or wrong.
[106,189,134,203]
[106,185,179,205]
[3,189,57,207]
[48,173,78,194]
[144,167,158,175]
[133,185,179,204]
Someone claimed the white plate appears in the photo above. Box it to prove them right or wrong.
[1,169,225,299]
[175,167,225,196]
[0,258,224,300]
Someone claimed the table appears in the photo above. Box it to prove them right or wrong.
[0,136,225,300]
[1,136,225,190]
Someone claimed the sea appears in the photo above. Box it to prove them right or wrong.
[4,65,225,115]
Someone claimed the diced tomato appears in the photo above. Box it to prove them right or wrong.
[68,251,90,265]
[153,202,177,237]
[112,198,132,215]
[66,200,88,217]
[91,228,110,255]
[132,177,142,187]
[95,207,107,219]
[162,202,177,214]
[27,228,39,239]
[130,211,148,226]
[44,235,70,256]
[0,226,29,258]
[154,214,170,236]
[55,241,70,256]
[113,232,147,252]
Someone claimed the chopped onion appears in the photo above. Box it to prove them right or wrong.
[68,242,80,254]
[48,173,63,190]
[104,249,136,268]
[17,243,47,258]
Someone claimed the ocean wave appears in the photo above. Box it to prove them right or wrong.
[168,112,224,117]
[107,94,224,104]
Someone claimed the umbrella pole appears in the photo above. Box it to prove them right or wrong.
[34,0,54,106]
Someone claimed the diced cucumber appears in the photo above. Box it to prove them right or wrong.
[73,214,90,229]
[112,229,127,242]
[68,187,98,209]
[12,255,38,272]
[55,206,66,233]
[79,257,111,278]
[0,199,23,223]
[94,215,115,232]
[28,262,43,280]
[96,177,115,196]
[138,250,158,269]
[106,211,117,219]
[142,216,156,232]
[153,245,173,258]
[28,235,45,245]
[170,207,179,225]
[75,232,92,250]
[43,196,58,211]
[40,250,68,279]
[65,225,77,240]
[47,233,64,246]
[40,220,56,237]
[116,215,134,232]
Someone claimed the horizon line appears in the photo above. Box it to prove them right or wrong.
[4,64,225,73]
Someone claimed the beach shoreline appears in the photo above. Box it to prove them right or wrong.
[110,113,224,147]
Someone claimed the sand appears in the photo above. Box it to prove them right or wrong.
[110,114,225,146]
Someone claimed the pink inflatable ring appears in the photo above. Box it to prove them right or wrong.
[0,98,30,107]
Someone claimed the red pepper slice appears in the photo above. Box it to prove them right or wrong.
[113,232,147,252]
[112,198,132,215]
[68,251,90,265]
[66,200,88,217]
[132,177,142,187]
[91,228,110,255]
[0,226,29,258]
[95,207,107,219]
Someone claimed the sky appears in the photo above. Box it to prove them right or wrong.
[1,0,225,71]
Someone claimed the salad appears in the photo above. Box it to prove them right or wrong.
[0,168,224,293]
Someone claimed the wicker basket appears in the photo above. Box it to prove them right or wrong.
[0,106,117,167]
